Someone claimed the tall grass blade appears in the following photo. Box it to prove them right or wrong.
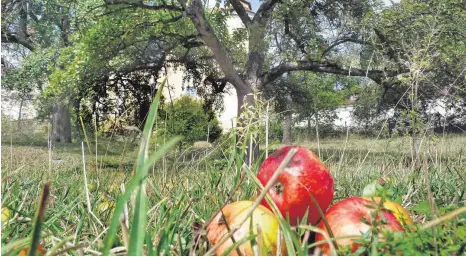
[220,234,256,256]
[28,183,51,256]
[129,78,166,255]
[128,188,148,255]
[79,115,92,156]
[146,230,155,256]
[102,79,182,255]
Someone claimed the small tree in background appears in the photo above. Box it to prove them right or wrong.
[157,95,222,150]
[267,72,359,144]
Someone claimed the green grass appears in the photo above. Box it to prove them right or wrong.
[1,114,466,255]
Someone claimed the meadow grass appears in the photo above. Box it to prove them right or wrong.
[1,114,466,255]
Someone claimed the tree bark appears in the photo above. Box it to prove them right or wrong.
[315,112,321,158]
[73,98,82,138]
[308,118,312,140]
[52,102,72,143]
[50,12,73,144]
[282,113,292,144]
[136,98,150,128]
[180,0,281,165]
[281,93,293,144]
[262,60,407,86]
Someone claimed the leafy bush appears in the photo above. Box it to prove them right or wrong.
[156,95,222,148]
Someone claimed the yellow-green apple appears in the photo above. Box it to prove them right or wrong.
[206,201,285,256]
[1,206,11,222]
[362,196,413,226]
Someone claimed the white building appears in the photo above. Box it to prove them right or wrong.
[1,90,38,120]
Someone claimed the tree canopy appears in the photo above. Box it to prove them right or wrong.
[2,0,465,146]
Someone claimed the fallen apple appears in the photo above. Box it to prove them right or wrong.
[257,146,334,225]
[2,206,11,222]
[18,244,47,256]
[315,197,404,255]
[206,201,285,256]
[87,183,96,192]
[98,201,115,217]
[109,183,120,194]
[362,196,413,226]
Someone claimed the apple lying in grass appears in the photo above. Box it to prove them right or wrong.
[18,244,47,256]
[206,201,285,256]
[315,197,404,255]
[97,201,115,217]
[2,206,11,222]
[257,146,334,225]
[362,196,413,226]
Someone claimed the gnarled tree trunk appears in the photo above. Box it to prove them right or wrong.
[180,0,406,166]
[282,113,292,144]
[52,102,72,143]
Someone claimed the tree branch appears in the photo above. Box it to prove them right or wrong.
[132,15,184,27]
[179,0,249,91]
[252,0,279,25]
[321,37,368,58]
[116,59,165,75]
[28,10,40,23]
[167,55,214,63]
[262,60,408,85]
[229,0,251,27]
[284,19,308,56]
[373,28,404,70]
[205,75,228,94]
[1,32,34,51]
[104,0,183,12]
[244,0,279,90]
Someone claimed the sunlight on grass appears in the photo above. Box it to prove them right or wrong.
[1,97,465,255]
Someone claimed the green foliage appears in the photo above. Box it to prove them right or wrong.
[2,49,54,99]
[376,221,465,256]
[267,117,284,142]
[352,84,388,134]
[2,0,466,255]
[356,0,466,134]
[157,95,222,147]
[267,72,360,132]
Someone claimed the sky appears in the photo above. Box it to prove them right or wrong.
[250,0,260,12]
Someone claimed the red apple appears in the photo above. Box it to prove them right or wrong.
[257,146,334,225]
[315,197,404,255]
